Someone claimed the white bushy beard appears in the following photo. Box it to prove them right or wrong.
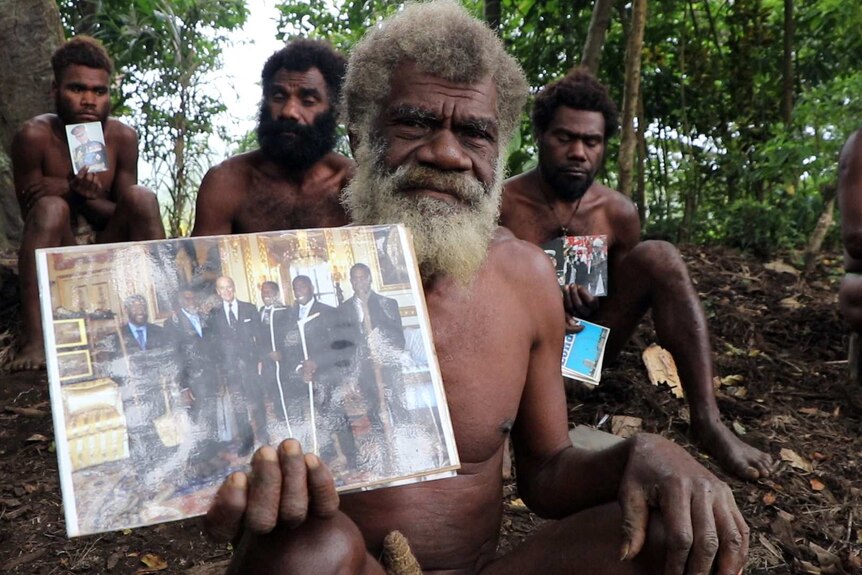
[343,136,504,284]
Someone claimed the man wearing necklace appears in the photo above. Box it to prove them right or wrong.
[501,67,773,481]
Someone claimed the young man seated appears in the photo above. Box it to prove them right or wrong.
[501,69,773,481]
[8,36,165,372]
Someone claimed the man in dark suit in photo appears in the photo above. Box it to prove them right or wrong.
[257,280,292,423]
[97,294,177,464]
[163,287,220,456]
[206,275,266,453]
[330,263,406,467]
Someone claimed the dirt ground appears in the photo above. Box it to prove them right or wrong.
[0,245,860,574]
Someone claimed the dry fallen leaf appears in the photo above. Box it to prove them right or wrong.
[25,434,49,442]
[720,374,745,386]
[732,421,747,436]
[611,415,642,438]
[642,345,684,398]
[811,452,828,462]
[762,492,777,506]
[810,478,825,492]
[779,296,803,310]
[780,448,813,472]
[764,260,800,276]
[139,553,167,570]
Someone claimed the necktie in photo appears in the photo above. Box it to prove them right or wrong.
[135,328,146,350]
[229,306,238,328]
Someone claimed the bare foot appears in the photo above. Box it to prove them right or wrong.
[5,343,46,372]
[693,421,773,481]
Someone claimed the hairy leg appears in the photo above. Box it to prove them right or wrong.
[97,185,166,242]
[595,240,772,480]
[8,197,76,371]
[479,503,664,575]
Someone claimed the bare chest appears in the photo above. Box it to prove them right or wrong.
[234,172,349,233]
[425,283,532,464]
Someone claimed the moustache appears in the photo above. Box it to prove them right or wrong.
[387,165,489,207]
[257,118,315,139]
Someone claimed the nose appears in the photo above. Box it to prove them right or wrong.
[416,130,472,172]
[81,90,95,106]
[567,139,587,161]
[279,98,303,123]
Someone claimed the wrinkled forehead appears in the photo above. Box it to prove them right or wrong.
[380,61,498,124]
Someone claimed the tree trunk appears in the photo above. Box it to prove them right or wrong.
[581,0,615,74]
[635,90,647,226]
[484,0,501,34]
[0,0,64,250]
[803,183,836,274]
[781,0,794,125]
[617,0,647,199]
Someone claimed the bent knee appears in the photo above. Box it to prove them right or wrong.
[625,240,690,280]
[25,196,71,230]
[118,185,162,217]
[840,274,862,331]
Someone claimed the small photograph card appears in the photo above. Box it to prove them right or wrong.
[561,319,610,386]
[540,234,609,296]
[65,121,108,174]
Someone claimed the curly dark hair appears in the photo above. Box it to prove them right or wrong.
[532,67,619,140]
[51,35,113,82]
[261,39,347,105]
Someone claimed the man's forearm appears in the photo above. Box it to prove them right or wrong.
[517,437,631,519]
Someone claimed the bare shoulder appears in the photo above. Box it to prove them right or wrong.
[488,227,559,300]
[13,114,56,148]
[503,169,536,197]
[500,169,542,231]
[840,128,862,171]
[200,151,259,191]
[103,118,138,144]
[592,183,638,223]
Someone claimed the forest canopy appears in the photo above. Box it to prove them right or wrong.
[1,0,859,257]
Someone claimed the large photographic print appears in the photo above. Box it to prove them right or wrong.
[37,225,458,536]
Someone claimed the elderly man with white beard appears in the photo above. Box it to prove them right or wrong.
[203,3,749,575]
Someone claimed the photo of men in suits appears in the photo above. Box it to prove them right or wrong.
[206,276,266,454]
[96,294,178,464]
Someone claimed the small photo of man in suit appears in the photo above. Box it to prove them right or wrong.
[206,276,266,454]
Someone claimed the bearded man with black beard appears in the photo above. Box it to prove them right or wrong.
[501,68,774,482]
[192,39,353,236]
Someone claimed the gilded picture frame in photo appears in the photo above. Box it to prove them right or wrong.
[57,349,93,382]
[54,319,88,349]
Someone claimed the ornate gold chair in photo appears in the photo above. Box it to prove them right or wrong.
[62,378,130,471]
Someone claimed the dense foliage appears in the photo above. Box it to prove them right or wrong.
[53,0,862,254]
